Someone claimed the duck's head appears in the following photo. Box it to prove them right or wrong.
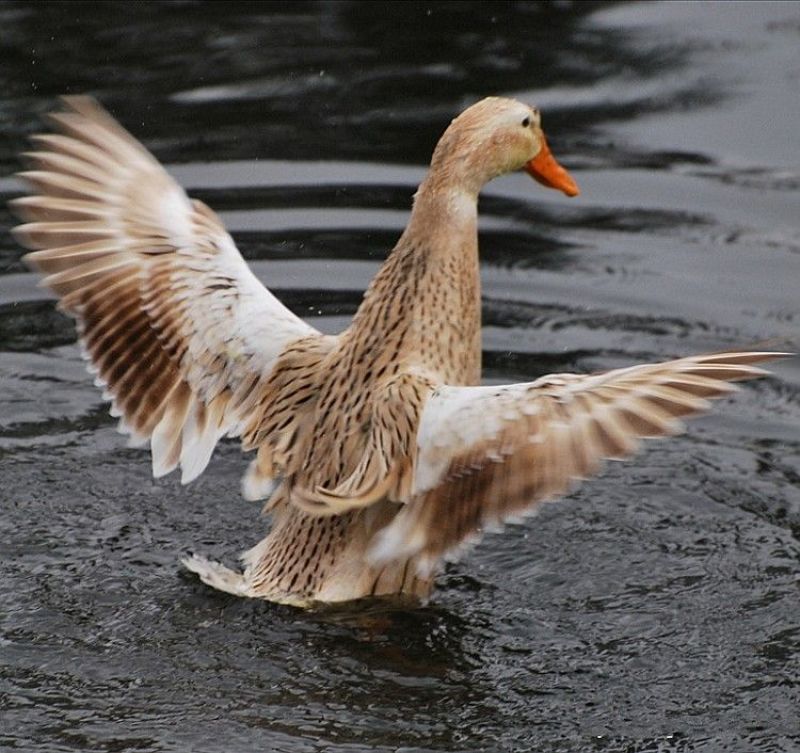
[428,96,579,198]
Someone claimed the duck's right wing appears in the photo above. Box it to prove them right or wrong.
[369,351,785,572]
[12,96,330,485]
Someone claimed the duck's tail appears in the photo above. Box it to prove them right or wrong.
[181,554,253,597]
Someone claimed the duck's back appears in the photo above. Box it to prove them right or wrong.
[239,224,484,604]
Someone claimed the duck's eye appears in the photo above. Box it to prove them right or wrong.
[521,116,531,128]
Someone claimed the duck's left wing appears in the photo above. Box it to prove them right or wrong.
[369,351,784,572]
[12,96,324,485]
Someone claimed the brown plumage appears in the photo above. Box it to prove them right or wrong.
[12,96,787,607]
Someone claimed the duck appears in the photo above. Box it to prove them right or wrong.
[12,95,784,607]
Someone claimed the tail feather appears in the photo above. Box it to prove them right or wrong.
[181,554,253,597]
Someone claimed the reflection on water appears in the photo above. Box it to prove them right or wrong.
[1,2,798,752]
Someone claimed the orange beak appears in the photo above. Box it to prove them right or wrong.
[524,134,580,197]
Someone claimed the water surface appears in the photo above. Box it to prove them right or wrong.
[1,2,798,752]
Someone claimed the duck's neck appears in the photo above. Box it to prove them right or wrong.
[352,179,482,385]
[407,174,479,249]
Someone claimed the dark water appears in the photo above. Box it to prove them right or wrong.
[1,2,799,751]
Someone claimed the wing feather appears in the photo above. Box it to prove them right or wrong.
[370,351,786,571]
[12,96,325,484]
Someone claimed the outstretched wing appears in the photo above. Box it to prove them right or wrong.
[370,351,784,571]
[12,96,324,483]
